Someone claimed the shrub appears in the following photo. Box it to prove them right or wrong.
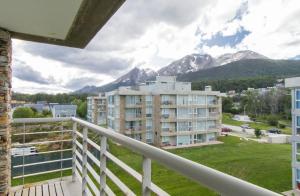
[267,115,279,126]
[254,128,262,138]
[13,107,35,118]
[278,123,286,129]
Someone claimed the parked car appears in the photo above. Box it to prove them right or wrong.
[240,124,251,129]
[222,127,232,132]
[268,128,282,134]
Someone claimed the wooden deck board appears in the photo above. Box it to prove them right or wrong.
[48,183,56,196]
[54,182,63,196]
[42,184,50,196]
[11,178,81,196]
[29,186,35,196]
[36,185,42,196]
[22,188,29,196]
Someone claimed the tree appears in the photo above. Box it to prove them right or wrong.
[222,97,234,113]
[13,107,34,118]
[254,128,262,138]
[77,101,87,119]
[42,110,52,117]
[267,115,279,126]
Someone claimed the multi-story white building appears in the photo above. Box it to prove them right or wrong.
[107,76,222,147]
[87,93,107,125]
[285,77,300,192]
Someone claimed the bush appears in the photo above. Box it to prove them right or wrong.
[267,115,279,126]
[13,107,35,118]
[254,128,262,138]
[278,123,286,129]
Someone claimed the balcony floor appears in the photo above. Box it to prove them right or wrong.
[10,177,81,196]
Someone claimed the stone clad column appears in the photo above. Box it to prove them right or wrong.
[0,29,11,195]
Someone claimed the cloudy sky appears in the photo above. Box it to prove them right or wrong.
[12,0,300,94]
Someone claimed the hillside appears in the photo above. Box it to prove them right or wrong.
[177,59,300,82]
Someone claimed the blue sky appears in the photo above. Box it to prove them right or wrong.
[12,0,300,93]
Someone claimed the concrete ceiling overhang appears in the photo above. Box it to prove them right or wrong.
[0,0,125,48]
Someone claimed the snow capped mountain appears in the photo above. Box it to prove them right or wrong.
[113,67,157,85]
[74,50,268,94]
[216,50,268,65]
[158,54,217,76]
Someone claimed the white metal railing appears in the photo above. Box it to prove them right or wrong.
[11,117,73,185]
[12,117,281,196]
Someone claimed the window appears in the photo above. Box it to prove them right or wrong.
[296,90,300,109]
[146,96,152,105]
[177,95,188,105]
[297,116,300,135]
[146,107,152,117]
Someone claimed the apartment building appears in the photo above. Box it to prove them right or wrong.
[87,93,107,125]
[107,76,222,147]
[285,77,300,192]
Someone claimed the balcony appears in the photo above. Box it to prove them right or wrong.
[9,117,280,196]
[161,101,176,108]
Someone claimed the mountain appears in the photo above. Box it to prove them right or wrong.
[74,50,294,94]
[177,59,300,82]
[216,50,268,65]
[73,67,157,94]
[158,54,217,76]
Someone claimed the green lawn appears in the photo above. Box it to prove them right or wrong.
[222,113,292,134]
[13,136,292,195]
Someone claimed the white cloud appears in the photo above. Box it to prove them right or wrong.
[11,0,300,94]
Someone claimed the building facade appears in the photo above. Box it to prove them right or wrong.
[51,105,77,118]
[107,76,222,147]
[87,93,107,125]
[285,77,300,191]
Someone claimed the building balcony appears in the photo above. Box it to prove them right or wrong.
[161,101,176,108]
[160,115,177,122]
[9,117,279,196]
[125,102,143,108]
[125,115,143,121]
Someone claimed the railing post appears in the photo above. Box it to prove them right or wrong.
[99,136,107,196]
[72,122,77,182]
[142,156,151,196]
[82,127,88,196]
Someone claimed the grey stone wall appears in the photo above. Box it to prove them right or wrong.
[0,29,11,195]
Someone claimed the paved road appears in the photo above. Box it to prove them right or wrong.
[222,124,255,136]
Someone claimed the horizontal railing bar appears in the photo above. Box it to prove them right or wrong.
[76,140,83,150]
[87,138,101,151]
[86,175,100,195]
[106,168,136,196]
[105,151,169,196]
[76,150,83,162]
[87,151,99,166]
[12,117,71,124]
[13,130,72,136]
[86,158,136,196]
[12,139,72,147]
[76,131,83,138]
[13,167,72,179]
[76,130,101,151]
[105,186,116,196]
[13,158,72,168]
[76,160,82,172]
[72,117,279,196]
[12,148,72,157]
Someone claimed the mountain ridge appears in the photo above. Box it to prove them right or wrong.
[73,50,299,94]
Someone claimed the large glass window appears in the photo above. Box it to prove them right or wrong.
[296,90,300,109]
[177,95,188,105]
[146,96,152,105]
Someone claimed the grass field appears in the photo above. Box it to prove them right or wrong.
[14,136,292,195]
[222,113,292,134]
